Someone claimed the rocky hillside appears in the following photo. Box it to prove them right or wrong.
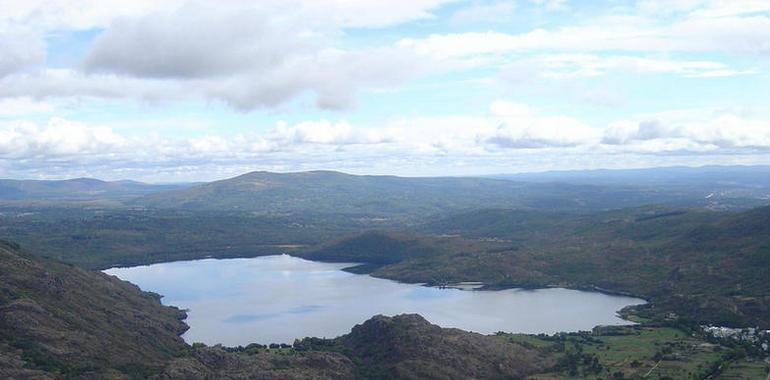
[342,314,553,379]
[0,241,188,378]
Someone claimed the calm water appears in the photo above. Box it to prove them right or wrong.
[105,255,645,346]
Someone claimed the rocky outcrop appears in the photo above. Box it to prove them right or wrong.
[343,314,553,380]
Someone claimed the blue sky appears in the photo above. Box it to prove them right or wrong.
[1,0,769,181]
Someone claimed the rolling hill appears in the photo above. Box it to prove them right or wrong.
[134,170,717,217]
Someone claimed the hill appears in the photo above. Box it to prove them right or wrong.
[0,178,189,201]
[340,314,552,379]
[134,170,721,217]
[0,241,188,378]
[305,206,770,328]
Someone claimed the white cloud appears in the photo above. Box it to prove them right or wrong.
[0,0,449,31]
[0,0,768,114]
[483,101,599,148]
[451,1,518,23]
[0,118,127,158]
[2,101,770,180]
[82,3,327,79]
[304,0,453,28]
[3,101,769,168]
[268,120,396,145]
[0,97,55,117]
[0,0,450,110]
[0,69,186,103]
[397,11,770,58]
[501,54,755,79]
[529,0,568,12]
[603,116,770,151]
[0,29,46,78]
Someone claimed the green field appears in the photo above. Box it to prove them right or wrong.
[505,326,769,379]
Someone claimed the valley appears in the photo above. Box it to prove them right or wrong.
[1,168,769,379]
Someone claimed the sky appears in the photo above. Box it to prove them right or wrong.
[1,0,769,182]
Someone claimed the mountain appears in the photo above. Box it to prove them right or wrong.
[134,170,718,216]
[0,178,191,201]
[0,240,188,378]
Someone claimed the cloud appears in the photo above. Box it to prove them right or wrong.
[637,0,770,18]
[0,97,54,117]
[205,46,426,110]
[500,54,753,80]
[267,120,396,145]
[82,4,327,79]
[2,0,768,111]
[0,69,186,103]
[4,102,769,174]
[39,2,431,110]
[602,116,770,151]
[0,0,768,114]
[451,1,518,23]
[0,0,449,110]
[0,118,127,159]
[0,30,46,78]
[397,11,770,58]
[2,100,770,181]
[529,0,568,12]
[483,101,598,148]
[308,0,453,28]
[1,0,449,31]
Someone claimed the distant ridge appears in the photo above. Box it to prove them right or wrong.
[133,170,713,215]
[491,165,770,187]
[0,178,191,200]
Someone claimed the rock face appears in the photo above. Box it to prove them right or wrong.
[0,241,188,378]
[343,314,552,380]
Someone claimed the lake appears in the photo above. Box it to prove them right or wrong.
[105,255,645,346]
